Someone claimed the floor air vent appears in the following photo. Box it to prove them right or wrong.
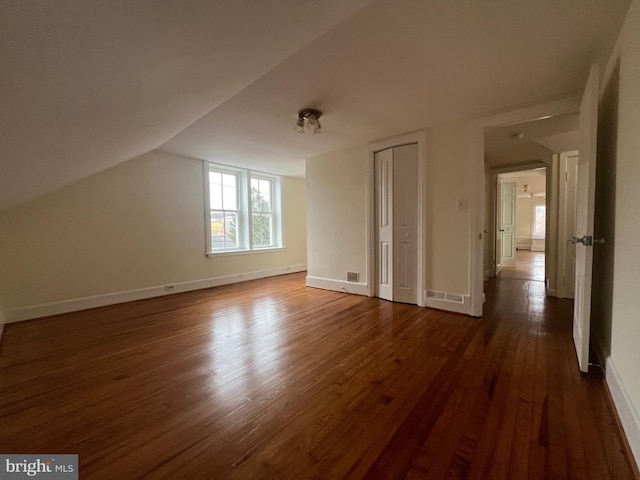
[347,272,359,282]
[425,290,465,304]
[426,290,445,300]
[445,293,464,303]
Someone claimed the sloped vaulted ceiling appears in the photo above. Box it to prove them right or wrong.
[0,0,370,211]
[0,0,631,211]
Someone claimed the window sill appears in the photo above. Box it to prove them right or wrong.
[206,246,285,258]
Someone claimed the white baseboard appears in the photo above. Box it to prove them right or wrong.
[305,276,369,296]
[423,295,472,315]
[306,277,474,317]
[531,246,546,252]
[605,357,640,470]
[7,264,307,323]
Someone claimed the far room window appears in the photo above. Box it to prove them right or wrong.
[532,205,546,238]
[204,163,282,255]
[208,169,241,251]
[251,176,276,248]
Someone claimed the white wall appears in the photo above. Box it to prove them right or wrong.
[306,121,473,301]
[306,145,369,283]
[606,0,640,464]
[425,121,473,294]
[0,150,307,320]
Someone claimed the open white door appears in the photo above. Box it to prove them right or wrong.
[572,65,599,373]
[499,182,517,268]
[558,152,579,299]
[375,148,393,301]
[495,178,503,276]
[392,144,418,304]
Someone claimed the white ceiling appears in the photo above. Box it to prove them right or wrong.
[0,0,369,210]
[0,0,631,211]
[499,169,547,197]
[485,113,580,166]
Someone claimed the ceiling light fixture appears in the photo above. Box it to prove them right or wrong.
[294,108,322,134]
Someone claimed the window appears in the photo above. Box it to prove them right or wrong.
[208,170,240,250]
[204,163,282,254]
[251,176,275,247]
[532,204,546,237]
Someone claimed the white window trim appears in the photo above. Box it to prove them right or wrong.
[204,162,283,256]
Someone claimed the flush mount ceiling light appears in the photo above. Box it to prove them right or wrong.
[294,108,322,135]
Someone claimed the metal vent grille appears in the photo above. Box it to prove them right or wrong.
[347,272,359,282]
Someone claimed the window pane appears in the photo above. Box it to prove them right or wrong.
[251,185,259,211]
[222,173,236,187]
[211,211,238,250]
[534,205,546,236]
[209,171,221,184]
[251,177,271,212]
[210,182,222,209]
[210,211,224,236]
[224,213,238,248]
[223,185,237,210]
[252,213,272,246]
[261,191,271,211]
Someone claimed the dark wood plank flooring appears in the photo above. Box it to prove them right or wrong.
[0,273,637,479]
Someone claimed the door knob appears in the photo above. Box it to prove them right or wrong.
[570,236,601,246]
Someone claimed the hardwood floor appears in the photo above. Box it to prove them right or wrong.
[497,250,546,282]
[0,273,637,479]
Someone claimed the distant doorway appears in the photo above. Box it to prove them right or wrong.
[495,168,547,283]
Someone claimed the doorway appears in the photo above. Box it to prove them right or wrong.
[495,168,547,283]
[480,108,581,304]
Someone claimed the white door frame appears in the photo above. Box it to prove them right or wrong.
[471,96,581,316]
[488,162,548,278]
[367,130,427,307]
[558,150,579,299]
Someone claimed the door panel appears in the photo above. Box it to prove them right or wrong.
[500,182,517,267]
[495,178,503,275]
[393,144,418,304]
[375,148,393,301]
[573,65,599,373]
